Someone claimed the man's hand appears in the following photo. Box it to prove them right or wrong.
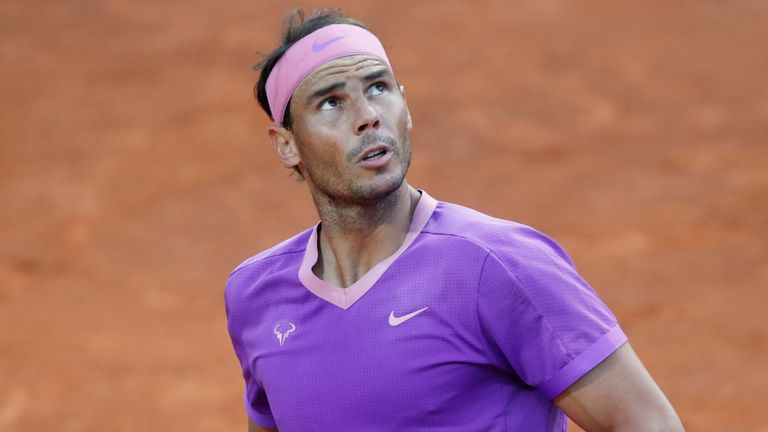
[555,343,683,431]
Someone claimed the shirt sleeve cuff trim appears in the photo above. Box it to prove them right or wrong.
[539,325,628,400]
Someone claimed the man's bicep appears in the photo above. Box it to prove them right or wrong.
[248,419,277,432]
[554,343,683,432]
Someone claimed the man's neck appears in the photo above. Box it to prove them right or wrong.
[312,183,420,288]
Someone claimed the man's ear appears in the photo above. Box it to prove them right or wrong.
[400,84,413,130]
[268,126,301,169]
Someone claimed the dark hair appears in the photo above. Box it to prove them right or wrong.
[253,9,369,130]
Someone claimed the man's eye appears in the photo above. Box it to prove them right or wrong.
[319,97,339,110]
[368,83,386,96]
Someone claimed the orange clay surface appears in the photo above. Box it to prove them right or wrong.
[1,1,766,431]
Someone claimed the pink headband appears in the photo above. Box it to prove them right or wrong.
[265,24,393,126]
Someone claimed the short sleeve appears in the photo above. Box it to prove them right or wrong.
[224,283,277,428]
[476,228,627,400]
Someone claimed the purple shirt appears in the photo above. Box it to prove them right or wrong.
[225,191,627,431]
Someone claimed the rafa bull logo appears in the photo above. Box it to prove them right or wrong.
[273,322,296,346]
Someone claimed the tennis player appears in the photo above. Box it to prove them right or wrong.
[225,9,684,432]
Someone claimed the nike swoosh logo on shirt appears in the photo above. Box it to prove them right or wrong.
[312,35,347,52]
[388,307,429,326]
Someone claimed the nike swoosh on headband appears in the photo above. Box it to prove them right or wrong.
[265,24,393,126]
[312,35,348,52]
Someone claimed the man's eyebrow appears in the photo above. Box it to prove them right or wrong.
[363,69,392,82]
[305,81,346,106]
[304,69,392,107]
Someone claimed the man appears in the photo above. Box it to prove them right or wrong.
[225,9,684,432]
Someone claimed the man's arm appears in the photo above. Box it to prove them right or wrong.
[555,343,683,432]
[248,419,277,432]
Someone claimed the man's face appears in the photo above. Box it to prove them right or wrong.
[286,55,412,204]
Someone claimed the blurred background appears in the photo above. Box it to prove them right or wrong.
[1,1,766,431]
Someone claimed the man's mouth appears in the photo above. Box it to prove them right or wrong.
[358,145,390,162]
[362,148,388,161]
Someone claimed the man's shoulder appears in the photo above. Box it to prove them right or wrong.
[228,226,314,278]
[427,201,544,249]
[426,200,575,268]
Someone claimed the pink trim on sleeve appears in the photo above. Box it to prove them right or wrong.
[538,325,628,399]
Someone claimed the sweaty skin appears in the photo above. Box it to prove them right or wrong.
[269,55,416,288]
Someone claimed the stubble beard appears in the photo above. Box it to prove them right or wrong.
[345,131,412,204]
[303,127,412,208]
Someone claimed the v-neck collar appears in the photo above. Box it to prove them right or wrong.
[297,190,438,309]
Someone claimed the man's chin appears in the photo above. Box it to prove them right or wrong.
[342,173,407,204]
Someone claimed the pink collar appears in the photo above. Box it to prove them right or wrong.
[298,191,437,309]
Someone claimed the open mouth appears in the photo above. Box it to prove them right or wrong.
[362,148,388,161]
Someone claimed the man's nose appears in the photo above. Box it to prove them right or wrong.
[353,97,380,135]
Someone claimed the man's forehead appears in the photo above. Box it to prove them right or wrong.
[298,55,392,93]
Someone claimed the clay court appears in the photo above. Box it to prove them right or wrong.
[1,1,766,430]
